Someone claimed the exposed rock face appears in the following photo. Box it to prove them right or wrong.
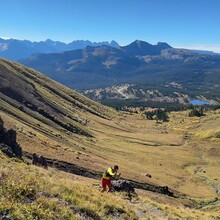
[0,117,22,158]
[32,153,48,169]
[159,186,173,196]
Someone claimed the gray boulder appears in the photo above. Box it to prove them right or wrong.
[111,180,135,193]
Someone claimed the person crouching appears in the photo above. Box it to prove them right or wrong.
[101,165,121,192]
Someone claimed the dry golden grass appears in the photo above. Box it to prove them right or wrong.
[1,106,220,218]
[1,108,220,199]
[0,151,219,219]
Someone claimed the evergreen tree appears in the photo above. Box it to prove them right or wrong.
[188,107,204,117]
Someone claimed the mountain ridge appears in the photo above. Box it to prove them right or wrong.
[19,40,220,104]
[122,40,172,56]
[0,38,119,60]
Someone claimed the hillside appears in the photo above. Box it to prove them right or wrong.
[0,58,220,218]
[1,149,220,220]
[19,40,220,105]
[0,57,113,135]
[2,150,220,220]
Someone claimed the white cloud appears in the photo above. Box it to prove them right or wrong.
[174,44,220,53]
[0,37,16,40]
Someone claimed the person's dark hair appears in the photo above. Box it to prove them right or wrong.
[114,165,119,170]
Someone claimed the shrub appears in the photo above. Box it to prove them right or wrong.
[188,108,204,117]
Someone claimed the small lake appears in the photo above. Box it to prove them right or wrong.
[190,99,211,105]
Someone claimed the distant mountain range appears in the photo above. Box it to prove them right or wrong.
[19,40,173,89]
[0,38,119,60]
[1,38,220,106]
[18,40,220,105]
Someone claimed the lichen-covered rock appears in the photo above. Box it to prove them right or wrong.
[0,143,16,157]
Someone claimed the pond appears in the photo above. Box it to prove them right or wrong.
[190,99,211,105]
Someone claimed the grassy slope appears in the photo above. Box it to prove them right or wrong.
[0,58,220,218]
[0,152,219,220]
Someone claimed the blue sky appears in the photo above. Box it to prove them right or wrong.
[1,0,220,52]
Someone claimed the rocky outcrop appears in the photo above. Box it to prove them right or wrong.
[111,180,135,193]
[32,153,48,169]
[0,117,22,158]
[128,179,174,197]
[24,151,175,197]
